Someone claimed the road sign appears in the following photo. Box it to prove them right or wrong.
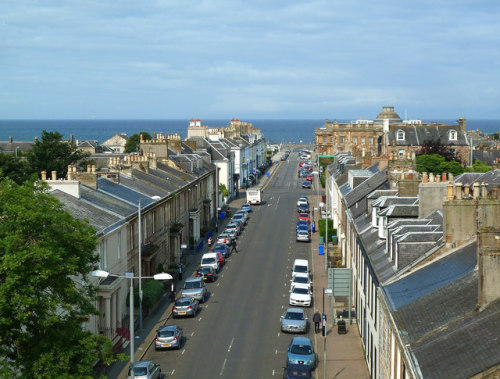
[324,288,332,294]
[328,268,352,296]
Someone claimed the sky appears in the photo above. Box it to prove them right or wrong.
[1,0,499,120]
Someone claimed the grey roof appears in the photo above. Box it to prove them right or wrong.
[80,184,136,217]
[0,141,34,153]
[97,177,154,206]
[472,150,500,166]
[387,124,469,146]
[373,196,418,208]
[379,204,419,217]
[343,169,388,208]
[382,241,500,379]
[367,189,398,199]
[52,189,124,234]
[454,169,500,189]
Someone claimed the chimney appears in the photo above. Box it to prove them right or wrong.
[422,172,428,183]
[442,173,447,182]
[448,173,454,182]
[455,182,463,200]
[41,171,47,180]
[51,171,57,180]
[67,165,73,180]
[473,182,480,199]
[429,173,435,183]
[481,182,487,198]
[87,165,91,173]
[447,183,454,200]
[477,226,500,310]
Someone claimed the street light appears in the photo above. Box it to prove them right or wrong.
[138,195,161,330]
[91,270,172,379]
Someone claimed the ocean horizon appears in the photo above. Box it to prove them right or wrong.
[0,118,499,145]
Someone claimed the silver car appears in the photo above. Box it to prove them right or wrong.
[128,361,161,378]
[154,325,183,350]
[181,277,207,303]
[172,297,200,318]
[296,230,311,242]
[281,308,308,333]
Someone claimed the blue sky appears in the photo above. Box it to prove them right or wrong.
[1,0,499,119]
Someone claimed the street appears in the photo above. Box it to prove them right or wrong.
[140,149,316,378]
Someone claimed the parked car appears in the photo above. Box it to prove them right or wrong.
[224,227,237,241]
[286,337,317,369]
[289,284,312,307]
[298,213,310,222]
[172,297,200,318]
[154,325,183,350]
[297,197,308,207]
[241,203,252,212]
[217,233,231,245]
[291,273,312,291]
[292,259,309,276]
[283,363,313,379]
[297,204,310,214]
[196,266,217,282]
[128,361,162,379]
[297,219,309,229]
[296,230,311,242]
[306,174,313,182]
[226,222,241,235]
[296,224,309,233]
[213,243,230,258]
[234,210,249,223]
[181,277,207,303]
[232,214,246,226]
[281,308,308,333]
[302,181,312,189]
[200,252,220,272]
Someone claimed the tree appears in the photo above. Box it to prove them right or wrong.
[418,138,459,162]
[124,132,152,153]
[0,179,114,377]
[465,159,492,173]
[492,132,499,141]
[416,154,465,175]
[27,130,91,179]
[0,153,34,184]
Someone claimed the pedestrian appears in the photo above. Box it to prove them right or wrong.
[170,281,175,302]
[178,263,183,280]
[312,220,316,233]
[313,311,321,333]
[231,238,238,253]
[208,236,213,247]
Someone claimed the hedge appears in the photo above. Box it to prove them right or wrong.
[318,219,337,244]
[128,280,165,310]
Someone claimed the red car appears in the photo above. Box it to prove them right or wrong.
[306,174,313,182]
[299,161,304,167]
[298,213,310,222]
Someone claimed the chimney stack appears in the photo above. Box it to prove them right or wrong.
[41,171,47,180]
[51,171,57,180]
[473,182,480,199]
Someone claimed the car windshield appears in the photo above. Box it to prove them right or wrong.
[294,265,308,273]
[293,287,309,295]
[233,215,243,220]
[285,311,304,320]
[297,226,308,231]
[158,330,174,337]
[218,234,228,238]
[291,344,312,355]
[184,281,201,289]
[176,299,191,306]
[297,231,309,236]
[198,267,210,274]
[214,244,226,249]
[131,367,148,376]
[202,258,216,265]
[293,277,309,284]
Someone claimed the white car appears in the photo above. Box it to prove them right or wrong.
[291,273,312,291]
[297,197,309,207]
[289,283,312,307]
[234,210,248,223]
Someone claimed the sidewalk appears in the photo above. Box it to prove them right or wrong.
[309,162,369,378]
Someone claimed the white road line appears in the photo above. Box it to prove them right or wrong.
[228,337,235,352]
[220,358,227,376]
[275,349,278,355]
[191,332,195,336]
[217,283,220,287]
[181,349,186,355]
[171,369,176,375]
[278,332,280,337]
[198,317,202,322]
[273,369,275,376]
[205,304,209,309]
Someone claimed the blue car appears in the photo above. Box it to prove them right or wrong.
[286,337,317,369]
[296,224,309,233]
[241,203,252,212]
[302,181,312,189]
[283,363,312,379]
[213,243,230,257]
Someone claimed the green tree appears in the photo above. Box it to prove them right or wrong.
[219,183,229,197]
[465,159,492,173]
[0,179,114,377]
[416,154,465,175]
[124,132,152,153]
[0,153,34,184]
[27,130,90,179]
[492,132,499,141]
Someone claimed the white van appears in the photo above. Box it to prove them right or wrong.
[200,253,220,272]
[292,259,309,277]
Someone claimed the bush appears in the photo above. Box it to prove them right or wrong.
[128,280,165,310]
[318,219,337,243]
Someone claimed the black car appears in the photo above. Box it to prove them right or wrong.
[297,203,310,213]
[302,181,311,189]
[283,363,312,379]
[196,266,217,282]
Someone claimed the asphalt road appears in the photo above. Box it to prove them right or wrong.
[143,149,315,378]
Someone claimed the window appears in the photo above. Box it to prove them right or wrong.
[330,137,333,143]
[396,129,405,141]
[361,137,366,145]
[101,240,108,269]
[340,136,345,144]
[449,130,458,141]
[450,148,456,156]
[353,136,358,144]
[369,137,373,145]
[398,150,404,159]
[323,136,326,143]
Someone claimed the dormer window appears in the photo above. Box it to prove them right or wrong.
[396,129,405,141]
[448,130,458,141]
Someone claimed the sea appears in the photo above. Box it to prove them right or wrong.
[0,119,499,145]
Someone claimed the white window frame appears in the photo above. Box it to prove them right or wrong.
[396,130,405,141]
[448,130,458,141]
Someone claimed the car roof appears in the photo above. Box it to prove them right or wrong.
[294,259,309,265]
[292,336,312,345]
[158,325,176,332]
[286,308,305,313]
[292,283,310,289]
[185,276,203,282]
[293,272,309,278]
[132,361,152,368]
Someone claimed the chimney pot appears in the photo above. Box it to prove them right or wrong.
[422,172,428,183]
[41,171,47,180]
[429,173,435,183]
[51,171,57,180]
[87,165,91,173]
[455,182,463,200]
[473,182,480,199]
[442,173,447,182]
[447,183,454,200]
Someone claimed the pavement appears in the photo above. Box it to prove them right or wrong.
[105,148,368,378]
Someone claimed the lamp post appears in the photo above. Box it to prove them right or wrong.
[91,270,172,379]
[138,195,161,330]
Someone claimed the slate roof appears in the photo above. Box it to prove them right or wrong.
[343,168,388,208]
[0,141,34,154]
[379,204,419,217]
[382,241,500,379]
[472,149,500,166]
[79,184,136,217]
[387,124,469,146]
[454,169,500,190]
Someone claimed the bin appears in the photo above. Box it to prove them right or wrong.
[219,211,225,220]
[337,319,347,334]
[318,245,324,255]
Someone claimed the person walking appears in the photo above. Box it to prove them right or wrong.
[208,236,213,247]
[170,281,176,302]
[178,263,183,280]
[313,311,322,333]
[231,238,238,254]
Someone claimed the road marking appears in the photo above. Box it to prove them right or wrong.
[191,332,195,336]
[205,304,209,309]
[198,317,202,322]
[217,283,220,287]
[220,358,227,376]
[171,369,176,375]
[275,349,278,355]
[273,369,275,376]
[181,349,186,355]
[278,332,280,337]
[228,337,235,352]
